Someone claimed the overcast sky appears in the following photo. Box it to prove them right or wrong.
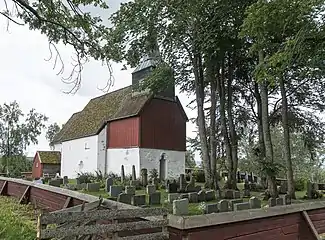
[0,1,198,159]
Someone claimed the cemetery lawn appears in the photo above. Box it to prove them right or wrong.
[0,196,36,240]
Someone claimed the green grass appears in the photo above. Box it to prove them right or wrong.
[0,196,37,240]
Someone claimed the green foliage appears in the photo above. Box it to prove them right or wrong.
[149,168,158,180]
[193,168,205,183]
[0,156,33,178]
[45,123,61,149]
[294,178,306,191]
[185,150,196,168]
[76,172,93,184]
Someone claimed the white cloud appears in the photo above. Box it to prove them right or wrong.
[0,1,199,161]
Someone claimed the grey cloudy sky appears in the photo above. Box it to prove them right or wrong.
[0,1,198,158]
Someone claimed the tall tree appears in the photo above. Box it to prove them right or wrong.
[46,123,61,149]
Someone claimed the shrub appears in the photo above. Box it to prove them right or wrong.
[149,168,159,180]
[294,178,306,191]
[193,168,205,183]
[76,172,93,184]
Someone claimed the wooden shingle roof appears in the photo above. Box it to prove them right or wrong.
[37,151,61,164]
[53,86,152,143]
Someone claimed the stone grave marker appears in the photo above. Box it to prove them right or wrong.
[276,197,284,206]
[180,193,189,199]
[117,193,132,204]
[121,165,126,184]
[230,199,244,211]
[218,200,229,212]
[125,186,136,195]
[132,195,146,206]
[168,193,180,204]
[65,184,76,190]
[243,189,251,197]
[198,190,206,202]
[205,190,216,201]
[249,197,261,209]
[149,192,161,205]
[141,168,148,187]
[167,182,178,193]
[205,203,218,214]
[105,177,114,192]
[233,191,241,199]
[146,185,156,195]
[268,197,276,207]
[173,198,189,216]
[234,202,250,211]
[132,165,137,181]
[87,183,100,192]
[179,174,186,192]
[278,181,287,194]
[188,192,198,203]
[49,179,61,187]
[63,176,69,185]
[283,194,291,205]
[130,180,140,188]
[224,190,234,199]
[110,185,123,198]
[194,186,202,192]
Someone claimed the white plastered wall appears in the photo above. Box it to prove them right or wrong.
[97,126,107,174]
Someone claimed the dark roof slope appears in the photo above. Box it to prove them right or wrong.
[54,86,151,143]
[38,151,61,164]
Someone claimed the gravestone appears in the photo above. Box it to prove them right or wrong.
[173,198,189,216]
[110,185,123,198]
[76,183,87,190]
[233,191,241,199]
[307,181,313,199]
[194,186,202,192]
[125,186,136,195]
[268,197,276,207]
[185,174,195,192]
[218,200,229,212]
[49,179,61,187]
[276,197,284,206]
[117,193,132,204]
[63,176,69,185]
[230,199,244,211]
[87,183,100,192]
[206,190,216,201]
[141,168,148,187]
[180,193,189,199]
[132,165,137,181]
[130,180,140,188]
[167,182,178,193]
[65,184,76,190]
[149,192,161,205]
[105,178,114,192]
[146,185,156,195]
[234,202,250,211]
[243,189,251,197]
[278,181,287,194]
[168,193,180,203]
[179,174,186,192]
[205,203,218,214]
[224,190,234,199]
[188,192,198,203]
[244,179,250,190]
[283,194,291,205]
[249,196,261,209]
[198,190,206,202]
[132,195,146,206]
[121,165,125,184]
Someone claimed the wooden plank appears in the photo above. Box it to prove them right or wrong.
[53,198,101,213]
[63,197,72,209]
[302,211,321,240]
[118,232,168,240]
[0,181,8,195]
[39,219,168,239]
[41,207,168,225]
[19,186,31,204]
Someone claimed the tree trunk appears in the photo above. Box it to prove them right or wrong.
[193,53,211,187]
[210,79,218,190]
[279,76,296,199]
[258,50,278,198]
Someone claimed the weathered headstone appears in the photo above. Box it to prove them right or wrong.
[205,190,216,201]
[205,203,218,214]
[146,185,156,195]
[141,168,148,187]
[179,174,186,192]
[125,186,136,195]
[63,176,69,185]
[121,165,125,184]
[218,200,229,212]
[180,193,189,199]
[49,179,61,187]
[167,182,178,193]
[244,179,250,190]
[278,181,287,194]
[230,199,244,211]
[173,198,189,216]
[234,202,250,211]
[194,186,202,192]
[233,191,241,199]
[276,197,284,206]
[132,165,137,181]
[117,193,132,204]
[110,185,123,198]
[65,184,76,190]
[75,183,87,190]
[198,190,206,202]
[149,192,161,205]
[188,192,198,203]
[86,183,100,192]
[224,190,234,199]
[249,197,261,209]
[243,189,251,197]
[130,180,140,187]
[283,194,291,205]
[307,181,313,199]
[132,195,146,206]
[168,193,180,203]
[268,197,276,207]
[105,178,114,192]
